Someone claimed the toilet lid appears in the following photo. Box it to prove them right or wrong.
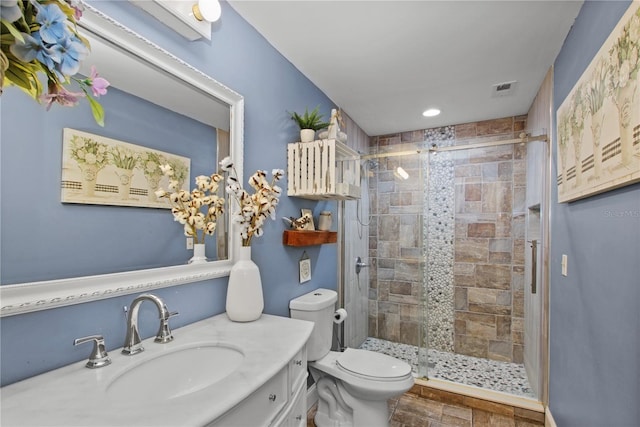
[336,348,412,380]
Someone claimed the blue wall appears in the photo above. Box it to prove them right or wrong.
[551,1,640,425]
[0,1,338,386]
[1,85,217,283]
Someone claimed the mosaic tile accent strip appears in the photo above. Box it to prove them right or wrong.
[423,126,456,352]
[360,337,534,398]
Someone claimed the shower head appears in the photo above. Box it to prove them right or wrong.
[363,159,379,169]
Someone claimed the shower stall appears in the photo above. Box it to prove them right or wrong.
[340,116,549,403]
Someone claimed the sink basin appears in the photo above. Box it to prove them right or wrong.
[107,343,244,402]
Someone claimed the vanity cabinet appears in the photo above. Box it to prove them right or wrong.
[1,314,313,427]
[209,345,308,427]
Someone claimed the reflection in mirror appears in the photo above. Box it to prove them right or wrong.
[0,4,244,316]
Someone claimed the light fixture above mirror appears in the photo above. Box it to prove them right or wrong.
[193,0,222,23]
[129,0,218,41]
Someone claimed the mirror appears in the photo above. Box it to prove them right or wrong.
[0,4,244,316]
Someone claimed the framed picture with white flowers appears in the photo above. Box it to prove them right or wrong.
[61,128,190,209]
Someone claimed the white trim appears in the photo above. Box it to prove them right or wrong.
[0,3,244,317]
[307,383,319,411]
[546,406,558,427]
[0,262,232,316]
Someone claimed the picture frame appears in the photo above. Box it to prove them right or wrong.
[555,2,640,202]
[61,128,190,208]
[300,208,315,230]
[299,252,311,283]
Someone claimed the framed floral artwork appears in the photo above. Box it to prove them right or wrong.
[556,3,640,203]
[61,128,190,208]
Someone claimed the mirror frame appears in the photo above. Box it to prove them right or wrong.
[0,4,244,317]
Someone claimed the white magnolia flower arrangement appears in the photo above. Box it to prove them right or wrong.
[220,156,283,246]
[155,164,225,244]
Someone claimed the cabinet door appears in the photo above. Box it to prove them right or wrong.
[287,379,307,427]
[289,345,307,396]
[210,367,288,427]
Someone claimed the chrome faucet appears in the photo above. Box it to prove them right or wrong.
[122,294,178,355]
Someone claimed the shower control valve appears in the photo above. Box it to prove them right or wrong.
[355,256,369,275]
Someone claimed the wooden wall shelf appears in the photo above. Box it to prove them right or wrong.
[282,230,337,246]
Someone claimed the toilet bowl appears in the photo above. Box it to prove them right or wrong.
[290,288,414,427]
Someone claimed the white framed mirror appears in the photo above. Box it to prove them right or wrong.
[0,4,244,317]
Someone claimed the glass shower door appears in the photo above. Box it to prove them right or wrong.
[422,139,546,400]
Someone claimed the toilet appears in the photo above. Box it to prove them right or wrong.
[290,288,414,427]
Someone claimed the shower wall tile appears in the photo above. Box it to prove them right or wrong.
[456,164,482,178]
[496,316,512,340]
[488,340,512,362]
[475,264,512,289]
[512,266,525,292]
[377,135,401,146]
[455,335,487,358]
[368,118,526,362]
[455,122,478,139]
[481,182,513,213]
[513,345,524,364]
[468,223,496,237]
[495,213,513,237]
[455,287,468,310]
[455,238,489,262]
[400,321,420,346]
[390,281,412,296]
[476,117,514,136]
[401,130,426,142]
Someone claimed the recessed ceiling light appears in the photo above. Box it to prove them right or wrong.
[422,108,441,117]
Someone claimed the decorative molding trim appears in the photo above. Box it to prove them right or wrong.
[1,261,232,317]
[546,406,558,427]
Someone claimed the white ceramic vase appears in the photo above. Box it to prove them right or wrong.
[226,246,264,322]
[189,243,208,264]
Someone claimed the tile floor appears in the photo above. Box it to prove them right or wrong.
[359,337,535,398]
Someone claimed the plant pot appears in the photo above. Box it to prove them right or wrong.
[300,129,315,143]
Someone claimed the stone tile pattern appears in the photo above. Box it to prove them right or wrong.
[360,337,534,397]
[424,127,456,352]
[367,116,528,364]
[368,127,456,352]
[452,116,528,364]
[367,130,434,348]
[307,385,544,427]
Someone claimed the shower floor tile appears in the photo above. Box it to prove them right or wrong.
[359,337,535,398]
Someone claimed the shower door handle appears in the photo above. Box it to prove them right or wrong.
[529,240,537,294]
[355,256,369,275]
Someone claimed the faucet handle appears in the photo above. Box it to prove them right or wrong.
[73,335,111,369]
[155,310,179,343]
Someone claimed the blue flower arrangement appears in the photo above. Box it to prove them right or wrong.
[1,0,109,125]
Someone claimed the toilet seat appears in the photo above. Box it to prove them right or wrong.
[336,348,412,382]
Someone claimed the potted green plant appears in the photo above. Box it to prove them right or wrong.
[290,106,331,142]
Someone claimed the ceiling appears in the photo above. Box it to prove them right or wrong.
[228,0,583,136]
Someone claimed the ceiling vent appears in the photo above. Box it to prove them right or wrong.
[491,81,517,97]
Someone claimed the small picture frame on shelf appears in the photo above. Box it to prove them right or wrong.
[300,209,315,230]
[299,251,311,283]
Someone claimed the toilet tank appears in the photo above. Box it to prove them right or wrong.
[289,289,337,361]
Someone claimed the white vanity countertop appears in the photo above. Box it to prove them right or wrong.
[0,313,314,426]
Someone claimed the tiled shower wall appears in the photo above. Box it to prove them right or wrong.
[368,116,528,364]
